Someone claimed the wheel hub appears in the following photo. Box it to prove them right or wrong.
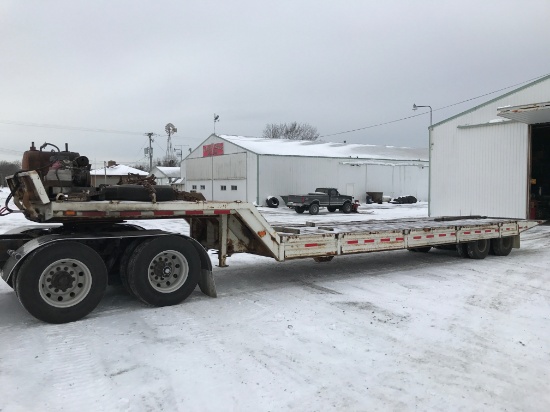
[50,271,75,292]
[148,251,189,293]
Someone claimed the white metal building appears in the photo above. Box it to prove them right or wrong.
[90,163,148,186]
[182,134,428,205]
[149,166,181,185]
[430,74,550,219]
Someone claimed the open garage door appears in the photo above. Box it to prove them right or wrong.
[499,102,550,219]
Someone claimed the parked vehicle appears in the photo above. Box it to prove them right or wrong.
[284,188,354,215]
[0,143,543,323]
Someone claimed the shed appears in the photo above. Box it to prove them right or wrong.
[182,134,428,205]
[430,74,550,219]
[149,166,181,185]
[90,163,148,186]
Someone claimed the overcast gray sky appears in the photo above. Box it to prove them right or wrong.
[1,0,549,168]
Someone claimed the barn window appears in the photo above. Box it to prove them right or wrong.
[200,185,205,190]
[221,185,226,191]
[192,185,197,190]
[231,185,237,190]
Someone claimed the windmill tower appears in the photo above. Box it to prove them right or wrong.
[165,123,177,165]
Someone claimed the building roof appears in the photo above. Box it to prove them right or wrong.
[152,166,181,178]
[218,135,427,161]
[432,73,550,128]
[90,164,148,176]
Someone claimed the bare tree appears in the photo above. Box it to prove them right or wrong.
[0,160,22,186]
[262,122,319,141]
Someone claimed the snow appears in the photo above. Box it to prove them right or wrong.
[90,164,148,176]
[219,135,428,161]
[1,190,549,411]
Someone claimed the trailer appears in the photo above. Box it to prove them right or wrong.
[0,156,543,323]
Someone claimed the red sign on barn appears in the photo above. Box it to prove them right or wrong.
[203,143,224,157]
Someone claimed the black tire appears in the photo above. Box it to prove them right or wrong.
[295,206,305,214]
[342,202,352,214]
[127,235,200,307]
[491,237,514,256]
[408,246,431,253]
[313,256,334,262]
[467,239,490,259]
[327,206,337,212]
[309,203,320,215]
[456,243,469,258]
[266,197,279,208]
[16,241,108,323]
[119,239,144,296]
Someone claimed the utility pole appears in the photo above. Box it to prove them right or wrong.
[146,132,154,171]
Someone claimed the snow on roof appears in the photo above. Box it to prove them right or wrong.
[218,135,427,161]
[153,167,181,178]
[90,164,148,176]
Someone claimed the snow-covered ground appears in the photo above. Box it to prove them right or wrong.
[1,191,549,411]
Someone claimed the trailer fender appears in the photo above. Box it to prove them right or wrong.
[1,231,170,284]
[183,235,217,298]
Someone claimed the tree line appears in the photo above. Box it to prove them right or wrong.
[0,160,22,186]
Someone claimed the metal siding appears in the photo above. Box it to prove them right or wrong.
[213,153,246,179]
[430,79,550,218]
[431,121,528,218]
[258,156,340,205]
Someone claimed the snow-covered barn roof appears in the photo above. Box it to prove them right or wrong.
[152,166,181,178]
[217,135,427,161]
[90,164,148,176]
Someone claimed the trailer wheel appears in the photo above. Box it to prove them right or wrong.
[456,243,469,258]
[16,242,107,324]
[342,202,352,214]
[119,239,144,296]
[295,206,305,214]
[491,237,514,256]
[327,206,337,212]
[127,235,200,307]
[313,256,334,262]
[408,246,431,253]
[467,239,490,259]
[309,203,320,215]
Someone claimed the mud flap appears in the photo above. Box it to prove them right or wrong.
[198,269,217,298]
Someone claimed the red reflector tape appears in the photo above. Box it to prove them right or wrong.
[413,236,422,240]
[120,211,141,217]
[380,238,391,242]
[214,209,231,214]
[485,229,492,233]
[82,211,107,217]
[451,233,456,236]
[475,230,481,234]
[464,231,471,235]
[185,211,204,215]
[347,240,359,244]
[426,235,434,238]
[305,243,318,247]
[154,210,174,216]
[396,237,404,241]
[439,234,446,237]
[364,239,375,243]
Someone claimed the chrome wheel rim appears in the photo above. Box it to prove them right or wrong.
[38,259,93,308]
[148,250,189,293]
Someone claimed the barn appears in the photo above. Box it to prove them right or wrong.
[430,74,550,219]
[182,134,428,205]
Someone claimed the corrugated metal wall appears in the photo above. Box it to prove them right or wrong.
[364,164,429,200]
[430,77,550,218]
[431,119,529,218]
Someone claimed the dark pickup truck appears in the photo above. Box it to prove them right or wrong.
[283,188,355,215]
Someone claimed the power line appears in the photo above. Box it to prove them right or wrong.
[320,72,550,138]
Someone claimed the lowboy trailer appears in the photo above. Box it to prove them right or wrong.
[0,164,543,323]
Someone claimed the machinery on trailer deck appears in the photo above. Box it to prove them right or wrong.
[0,143,543,323]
